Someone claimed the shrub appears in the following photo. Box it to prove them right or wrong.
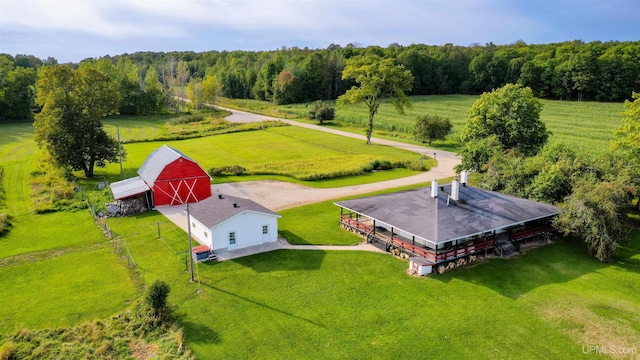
[208,165,247,177]
[145,280,171,319]
[0,213,12,237]
[308,101,335,124]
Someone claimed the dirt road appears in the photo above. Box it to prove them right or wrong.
[213,107,461,211]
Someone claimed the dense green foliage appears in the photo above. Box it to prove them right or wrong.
[34,65,123,178]
[462,84,548,156]
[476,142,639,261]
[554,176,631,261]
[414,114,453,145]
[338,55,414,143]
[613,92,640,160]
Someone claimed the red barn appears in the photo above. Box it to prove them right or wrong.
[137,145,211,206]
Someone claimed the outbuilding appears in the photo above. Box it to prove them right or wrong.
[187,193,281,252]
[110,145,211,207]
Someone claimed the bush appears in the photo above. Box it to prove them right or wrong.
[145,280,171,319]
[308,101,335,124]
[208,165,247,177]
[0,213,12,237]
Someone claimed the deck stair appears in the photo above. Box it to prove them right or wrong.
[494,237,517,258]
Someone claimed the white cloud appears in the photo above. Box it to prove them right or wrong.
[0,0,184,38]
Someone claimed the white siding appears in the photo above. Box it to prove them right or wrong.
[192,210,279,251]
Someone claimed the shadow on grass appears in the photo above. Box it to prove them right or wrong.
[198,279,326,328]
[181,319,222,345]
[436,239,610,299]
[230,250,325,272]
[278,230,312,245]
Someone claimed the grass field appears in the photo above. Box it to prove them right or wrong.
[227,95,625,157]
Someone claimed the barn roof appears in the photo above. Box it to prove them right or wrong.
[110,176,150,200]
[189,194,281,228]
[137,145,200,184]
[335,184,558,244]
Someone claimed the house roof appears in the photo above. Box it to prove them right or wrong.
[188,194,281,228]
[335,184,558,244]
[110,176,150,200]
[137,145,198,184]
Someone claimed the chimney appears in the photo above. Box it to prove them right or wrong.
[451,179,460,201]
[431,179,438,198]
[233,203,239,208]
[218,194,224,199]
[461,170,468,187]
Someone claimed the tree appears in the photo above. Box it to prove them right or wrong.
[612,92,640,159]
[141,66,165,113]
[337,55,414,144]
[34,65,122,178]
[145,280,170,318]
[553,176,629,262]
[456,135,503,173]
[308,101,335,124]
[414,114,452,145]
[461,83,548,157]
[186,77,203,111]
[201,73,220,108]
[0,66,37,120]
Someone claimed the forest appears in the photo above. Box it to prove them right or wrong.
[1,40,639,121]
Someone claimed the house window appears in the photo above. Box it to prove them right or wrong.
[229,232,236,245]
[192,222,196,228]
[204,231,208,238]
[262,225,269,234]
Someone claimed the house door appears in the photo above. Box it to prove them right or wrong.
[261,225,269,242]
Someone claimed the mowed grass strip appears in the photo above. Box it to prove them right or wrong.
[105,205,640,359]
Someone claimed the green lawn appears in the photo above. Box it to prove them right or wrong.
[104,205,639,359]
[0,121,138,334]
[240,95,624,157]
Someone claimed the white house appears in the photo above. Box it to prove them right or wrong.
[187,194,281,252]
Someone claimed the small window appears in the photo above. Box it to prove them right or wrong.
[192,222,196,228]
[262,225,269,234]
[203,231,208,238]
[229,232,236,245]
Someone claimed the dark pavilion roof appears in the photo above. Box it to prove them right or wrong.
[334,184,558,244]
[188,194,280,228]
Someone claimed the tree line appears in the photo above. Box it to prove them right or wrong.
[1,40,639,120]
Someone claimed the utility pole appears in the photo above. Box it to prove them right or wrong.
[187,203,195,282]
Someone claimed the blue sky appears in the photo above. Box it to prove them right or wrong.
[0,0,638,63]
